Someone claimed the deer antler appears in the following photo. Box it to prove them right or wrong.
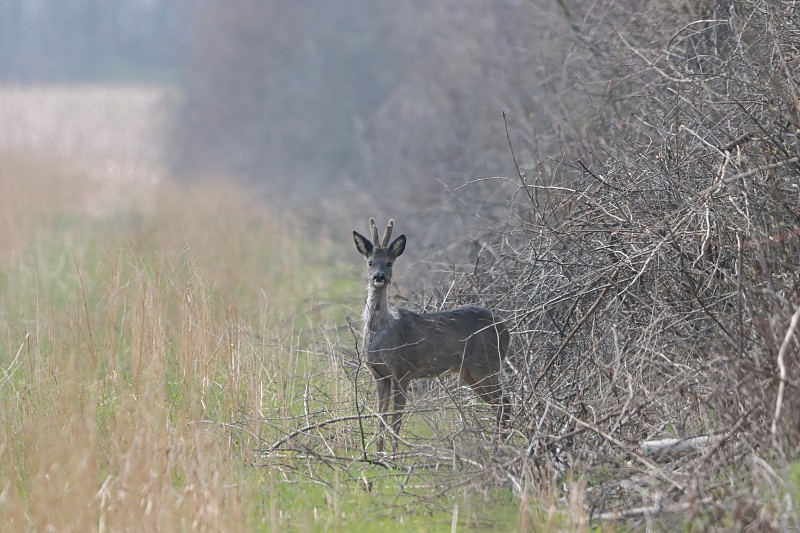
[369,218,379,244]
[381,219,394,247]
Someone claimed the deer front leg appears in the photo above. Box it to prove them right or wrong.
[374,376,392,453]
[390,378,410,454]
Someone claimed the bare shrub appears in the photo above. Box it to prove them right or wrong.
[431,0,800,527]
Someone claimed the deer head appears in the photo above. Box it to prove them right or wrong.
[353,218,406,288]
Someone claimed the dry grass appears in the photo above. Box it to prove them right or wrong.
[0,84,164,218]
[0,154,530,531]
[0,87,315,530]
[0,87,530,531]
[0,156,296,531]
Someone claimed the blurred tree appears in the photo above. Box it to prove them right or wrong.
[0,0,183,81]
[171,0,396,195]
[170,1,577,203]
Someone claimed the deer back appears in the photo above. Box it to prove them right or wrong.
[366,305,508,381]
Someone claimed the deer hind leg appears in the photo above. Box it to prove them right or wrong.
[462,367,511,429]
[480,371,511,428]
[374,375,393,453]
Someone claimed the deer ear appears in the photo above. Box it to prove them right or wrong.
[353,231,373,257]
[389,235,406,258]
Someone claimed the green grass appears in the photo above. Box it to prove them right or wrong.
[245,468,522,532]
[0,160,538,531]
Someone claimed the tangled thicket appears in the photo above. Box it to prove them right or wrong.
[260,1,797,527]
[450,0,800,526]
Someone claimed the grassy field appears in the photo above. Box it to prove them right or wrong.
[0,87,565,531]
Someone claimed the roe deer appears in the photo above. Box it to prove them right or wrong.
[353,218,510,453]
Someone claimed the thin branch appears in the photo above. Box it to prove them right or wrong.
[771,305,800,443]
[503,110,537,208]
[532,269,619,391]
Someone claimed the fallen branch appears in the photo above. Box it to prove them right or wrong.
[640,436,723,462]
[548,402,685,492]
[266,407,447,452]
[597,497,714,522]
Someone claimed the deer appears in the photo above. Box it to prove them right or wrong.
[352,218,510,453]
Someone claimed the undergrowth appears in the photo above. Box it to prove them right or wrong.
[0,153,538,531]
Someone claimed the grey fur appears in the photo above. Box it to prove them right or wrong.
[353,218,510,453]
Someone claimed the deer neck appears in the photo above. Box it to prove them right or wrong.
[363,283,395,349]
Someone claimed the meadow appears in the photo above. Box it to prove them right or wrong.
[0,87,552,532]
[3,4,799,531]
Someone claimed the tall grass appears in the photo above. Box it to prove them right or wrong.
[0,149,335,530]
[0,149,535,531]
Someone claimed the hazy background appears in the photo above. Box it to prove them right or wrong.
[0,1,578,212]
[3,2,800,528]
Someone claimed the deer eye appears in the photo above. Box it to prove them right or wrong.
[367,261,372,266]
[386,262,393,267]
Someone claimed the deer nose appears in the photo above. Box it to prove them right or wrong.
[372,272,386,284]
